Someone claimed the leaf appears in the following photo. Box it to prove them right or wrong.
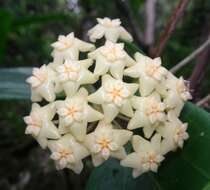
[86,102,210,190]
[0,10,12,63]
[0,67,32,99]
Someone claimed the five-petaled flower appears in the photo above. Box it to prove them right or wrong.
[51,32,95,66]
[26,65,56,102]
[84,121,132,166]
[56,59,96,97]
[128,92,166,138]
[56,88,103,141]
[88,75,138,122]
[24,103,60,148]
[88,17,133,42]
[88,41,135,79]
[121,134,164,178]
[124,52,168,96]
[48,134,89,173]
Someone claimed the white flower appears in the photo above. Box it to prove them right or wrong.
[88,17,133,42]
[88,75,138,122]
[56,88,103,141]
[26,65,56,102]
[23,103,60,149]
[128,92,166,138]
[84,121,132,166]
[51,32,95,66]
[121,134,164,178]
[88,41,135,79]
[48,134,89,173]
[157,111,189,154]
[164,74,192,116]
[124,52,168,96]
[56,59,96,97]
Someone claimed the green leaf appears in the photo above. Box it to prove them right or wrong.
[0,10,12,63]
[86,102,210,190]
[0,67,31,99]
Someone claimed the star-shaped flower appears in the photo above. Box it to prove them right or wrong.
[23,103,60,149]
[26,65,56,102]
[88,75,138,122]
[51,32,95,66]
[48,134,89,173]
[56,88,103,141]
[56,59,97,97]
[157,111,189,154]
[124,52,168,96]
[88,41,135,79]
[87,17,133,42]
[121,134,164,178]
[164,74,192,116]
[84,121,132,166]
[128,92,166,138]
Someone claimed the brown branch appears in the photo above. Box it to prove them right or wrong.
[170,36,210,73]
[144,0,157,46]
[150,0,190,58]
[196,94,210,106]
[189,47,210,99]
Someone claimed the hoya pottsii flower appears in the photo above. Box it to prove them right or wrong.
[121,134,164,178]
[164,74,192,116]
[48,134,89,173]
[157,111,189,154]
[56,88,103,141]
[124,52,168,96]
[128,92,166,138]
[51,32,95,66]
[26,65,56,102]
[84,121,132,166]
[56,59,97,97]
[88,41,135,79]
[88,75,138,122]
[87,17,133,43]
[24,103,60,149]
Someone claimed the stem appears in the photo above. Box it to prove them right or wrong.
[170,37,210,73]
[196,94,210,106]
[151,0,190,57]
[145,0,157,46]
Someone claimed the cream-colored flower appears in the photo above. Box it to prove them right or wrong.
[56,88,103,141]
[124,52,168,96]
[88,41,135,79]
[128,92,166,138]
[164,74,192,116]
[48,134,89,173]
[56,59,96,97]
[121,134,164,178]
[26,65,56,102]
[84,121,132,166]
[88,75,138,122]
[51,32,95,66]
[23,103,60,149]
[88,17,133,42]
[157,111,189,154]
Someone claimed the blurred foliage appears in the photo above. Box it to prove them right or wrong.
[0,0,210,189]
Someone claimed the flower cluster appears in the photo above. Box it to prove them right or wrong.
[24,17,191,177]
